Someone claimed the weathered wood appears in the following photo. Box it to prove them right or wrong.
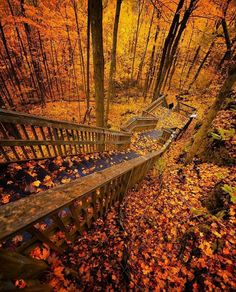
[0,249,48,280]
[142,95,168,116]
[121,117,159,132]
[0,131,177,242]
[0,109,131,164]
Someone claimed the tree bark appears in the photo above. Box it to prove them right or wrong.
[72,0,87,101]
[131,0,144,80]
[86,0,91,109]
[20,0,45,105]
[153,0,198,100]
[90,0,105,127]
[183,45,201,89]
[137,7,155,85]
[143,25,160,99]
[106,0,122,125]
[0,21,25,104]
[152,0,185,101]
[188,40,215,90]
[186,55,236,163]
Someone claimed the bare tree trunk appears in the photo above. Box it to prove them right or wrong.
[130,0,144,80]
[143,25,159,99]
[72,0,87,101]
[106,0,122,125]
[163,49,179,91]
[188,40,215,90]
[37,31,54,101]
[178,27,194,91]
[0,21,25,104]
[186,55,236,163]
[137,7,155,85]
[0,73,15,108]
[153,0,198,100]
[7,0,39,104]
[90,0,105,127]
[86,0,91,109]
[183,45,201,89]
[152,0,185,101]
[20,0,45,105]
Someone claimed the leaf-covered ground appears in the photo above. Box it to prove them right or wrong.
[4,94,236,290]
[24,119,235,291]
[0,150,139,205]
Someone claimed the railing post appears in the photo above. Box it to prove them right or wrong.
[0,250,51,291]
[162,94,168,108]
[98,129,105,152]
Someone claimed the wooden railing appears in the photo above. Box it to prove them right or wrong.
[0,128,178,256]
[0,109,131,164]
[142,95,168,117]
[175,101,196,116]
[121,116,159,132]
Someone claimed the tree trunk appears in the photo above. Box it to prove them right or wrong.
[183,45,201,89]
[186,55,236,163]
[7,0,40,104]
[20,0,45,105]
[86,0,91,109]
[90,0,105,128]
[153,0,197,100]
[178,27,194,91]
[72,0,87,101]
[188,40,215,90]
[143,25,159,99]
[0,21,25,104]
[106,0,122,125]
[137,7,155,85]
[130,0,144,80]
[152,0,185,101]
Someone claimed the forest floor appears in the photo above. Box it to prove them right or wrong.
[26,119,235,291]
[4,89,236,290]
[29,87,213,131]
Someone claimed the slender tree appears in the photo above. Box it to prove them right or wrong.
[86,0,91,109]
[137,6,155,85]
[152,0,198,101]
[131,0,144,80]
[143,25,160,99]
[90,0,105,127]
[106,0,123,125]
[186,54,236,162]
[188,40,215,90]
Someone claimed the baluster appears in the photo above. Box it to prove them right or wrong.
[39,127,51,157]
[47,127,57,156]
[31,126,45,158]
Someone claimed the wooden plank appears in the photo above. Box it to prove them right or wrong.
[39,127,51,156]
[0,128,179,243]
[0,139,130,148]
[0,134,176,241]
[29,226,64,253]
[0,109,131,136]
[0,146,10,161]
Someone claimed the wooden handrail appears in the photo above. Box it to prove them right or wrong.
[175,101,196,116]
[0,109,130,135]
[0,109,131,164]
[142,95,168,116]
[121,117,159,132]
[0,128,179,255]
